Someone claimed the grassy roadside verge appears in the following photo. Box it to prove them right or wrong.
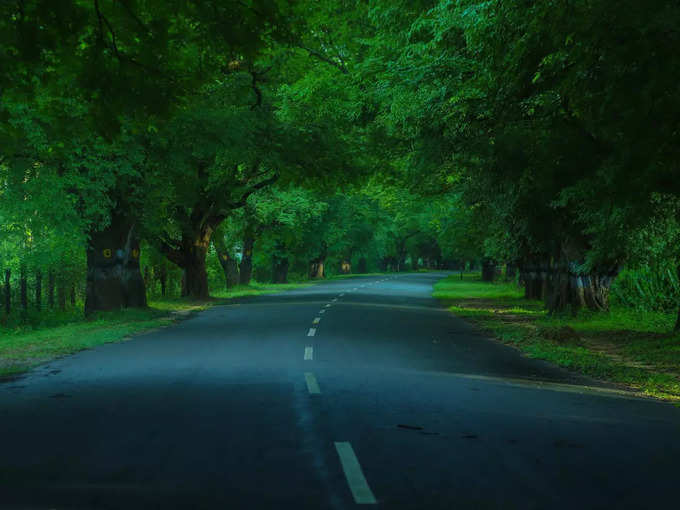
[0,281,313,379]
[433,274,680,401]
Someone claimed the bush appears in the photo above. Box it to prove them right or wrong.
[611,263,680,313]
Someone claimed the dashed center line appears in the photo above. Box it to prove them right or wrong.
[308,328,317,337]
[332,298,338,302]
[304,346,313,360]
[304,373,321,394]
[340,293,345,297]
[319,309,326,314]
[313,317,321,324]
[334,442,377,504]
[325,304,331,308]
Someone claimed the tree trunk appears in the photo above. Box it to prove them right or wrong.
[217,252,240,289]
[239,236,254,285]
[85,215,147,315]
[20,265,27,316]
[182,249,210,299]
[546,262,618,315]
[35,270,42,311]
[357,257,367,274]
[3,269,10,316]
[505,264,517,281]
[272,254,289,284]
[48,269,55,308]
[58,276,66,311]
[340,260,352,274]
[481,259,496,282]
[159,266,167,297]
[675,264,680,333]
[310,260,325,279]
[70,282,76,307]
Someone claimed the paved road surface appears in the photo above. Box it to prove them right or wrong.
[1,273,679,509]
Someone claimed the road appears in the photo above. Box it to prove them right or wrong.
[1,273,679,509]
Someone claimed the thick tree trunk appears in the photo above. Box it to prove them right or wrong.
[3,269,10,316]
[239,236,254,286]
[217,252,240,289]
[340,260,352,274]
[85,216,147,315]
[182,247,210,299]
[357,258,367,274]
[272,255,289,284]
[481,259,496,282]
[35,270,42,311]
[546,262,618,314]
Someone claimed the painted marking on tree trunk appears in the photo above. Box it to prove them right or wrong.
[304,346,313,360]
[313,317,321,324]
[334,442,377,504]
[308,328,317,337]
[305,373,321,394]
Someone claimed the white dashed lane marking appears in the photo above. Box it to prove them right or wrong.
[319,309,326,314]
[308,328,317,337]
[304,346,313,360]
[305,373,321,394]
[334,442,377,504]
[313,317,321,324]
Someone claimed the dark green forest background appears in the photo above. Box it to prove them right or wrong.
[2,1,680,330]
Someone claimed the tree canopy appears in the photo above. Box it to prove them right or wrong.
[2,0,680,329]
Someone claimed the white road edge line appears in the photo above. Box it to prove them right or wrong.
[313,317,321,324]
[308,328,317,337]
[304,346,313,360]
[305,372,321,394]
[334,442,377,505]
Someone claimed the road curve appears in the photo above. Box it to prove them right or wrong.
[1,273,679,509]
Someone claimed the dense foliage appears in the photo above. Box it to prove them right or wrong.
[2,1,680,330]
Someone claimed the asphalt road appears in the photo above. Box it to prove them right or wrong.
[1,273,679,509]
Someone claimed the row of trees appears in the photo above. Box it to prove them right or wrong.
[3,1,680,330]
[337,0,680,326]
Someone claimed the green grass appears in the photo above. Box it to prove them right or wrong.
[434,274,680,400]
[0,281,312,378]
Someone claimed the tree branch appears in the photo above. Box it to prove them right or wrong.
[296,44,349,74]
